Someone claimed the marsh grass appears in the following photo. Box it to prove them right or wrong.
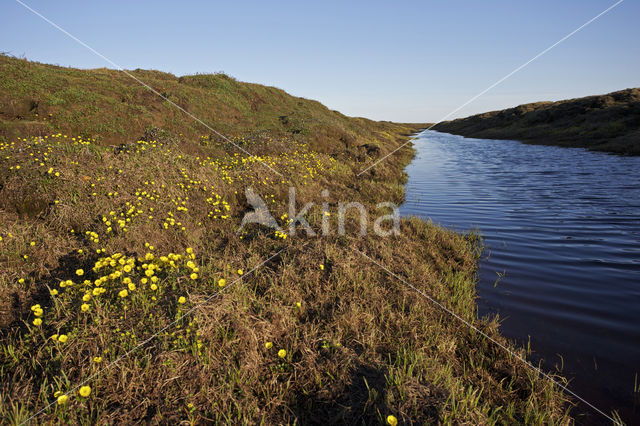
[0,55,572,424]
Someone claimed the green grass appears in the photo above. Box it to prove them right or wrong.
[0,55,573,424]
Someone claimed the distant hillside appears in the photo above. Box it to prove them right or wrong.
[434,89,640,155]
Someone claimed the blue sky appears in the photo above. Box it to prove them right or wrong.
[2,0,638,122]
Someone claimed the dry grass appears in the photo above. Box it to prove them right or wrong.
[0,55,571,424]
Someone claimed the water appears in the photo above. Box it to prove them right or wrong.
[399,130,640,423]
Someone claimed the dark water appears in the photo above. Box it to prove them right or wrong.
[399,130,640,424]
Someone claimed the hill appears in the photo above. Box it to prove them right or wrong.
[433,89,640,155]
[0,55,570,424]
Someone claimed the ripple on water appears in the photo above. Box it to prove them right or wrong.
[400,130,640,422]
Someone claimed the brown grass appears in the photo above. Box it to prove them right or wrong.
[0,55,572,424]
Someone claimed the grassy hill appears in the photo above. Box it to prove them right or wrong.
[434,88,640,155]
[0,55,572,424]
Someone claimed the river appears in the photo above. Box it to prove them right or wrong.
[399,130,640,423]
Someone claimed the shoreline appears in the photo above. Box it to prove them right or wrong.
[433,88,640,156]
[0,56,571,423]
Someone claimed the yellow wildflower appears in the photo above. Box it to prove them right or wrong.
[78,386,91,397]
[387,415,398,426]
[278,349,287,359]
[178,296,186,304]
[118,289,128,298]
[76,269,84,276]
[58,334,68,343]
[218,278,226,287]
[265,342,273,349]
[57,394,69,404]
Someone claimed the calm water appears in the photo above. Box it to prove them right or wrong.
[400,130,640,424]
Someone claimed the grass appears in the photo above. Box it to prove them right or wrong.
[434,88,640,155]
[0,55,573,424]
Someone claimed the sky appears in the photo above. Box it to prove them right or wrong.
[1,0,639,122]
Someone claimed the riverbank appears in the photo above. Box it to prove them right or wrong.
[434,88,640,155]
[0,56,570,423]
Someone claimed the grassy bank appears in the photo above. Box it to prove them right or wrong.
[434,88,640,155]
[0,56,571,424]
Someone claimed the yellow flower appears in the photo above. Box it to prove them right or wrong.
[93,356,103,363]
[178,296,186,304]
[150,283,158,291]
[50,289,58,296]
[76,269,84,276]
[78,386,91,397]
[296,302,302,309]
[128,282,136,291]
[123,265,132,273]
[118,289,128,298]
[33,318,42,326]
[58,334,68,343]
[190,273,198,280]
[57,394,69,404]
[218,278,226,288]
[265,341,273,349]
[237,269,243,275]
[81,303,90,312]
[82,294,91,302]
[319,264,324,271]
[387,415,398,426]
[278,349,287,359]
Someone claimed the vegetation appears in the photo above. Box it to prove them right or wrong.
[434,88,640,155]
[0,55,571,424]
